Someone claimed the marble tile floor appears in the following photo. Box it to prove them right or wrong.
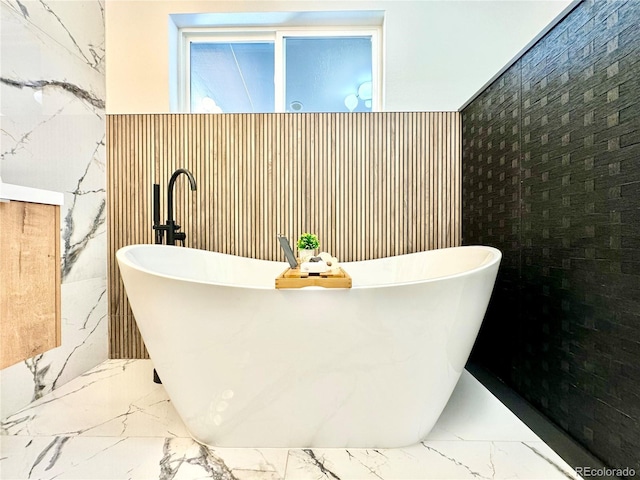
[0,360,582,480]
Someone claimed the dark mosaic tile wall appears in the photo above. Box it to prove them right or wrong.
[462,0,639,472]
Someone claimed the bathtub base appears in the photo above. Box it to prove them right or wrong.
[152,346,464,448]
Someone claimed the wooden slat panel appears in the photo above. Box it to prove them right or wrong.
[106,112,461,359]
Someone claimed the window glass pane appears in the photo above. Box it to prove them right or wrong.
[190,42,275,113]
[284,37,372,113]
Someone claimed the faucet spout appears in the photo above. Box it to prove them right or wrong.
[166,168,197,246]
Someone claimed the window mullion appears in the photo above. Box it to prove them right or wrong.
[182,37,192,112]
[371,31,382,112]
[177,32,191,112]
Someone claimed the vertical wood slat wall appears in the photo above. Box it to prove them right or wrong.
[107,112,461,359]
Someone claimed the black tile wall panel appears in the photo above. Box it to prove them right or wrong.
[462,64,522,380]
[462,0,639,474]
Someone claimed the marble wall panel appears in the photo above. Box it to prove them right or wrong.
[0,0,107,418]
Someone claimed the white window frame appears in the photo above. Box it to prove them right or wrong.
[178,26,382,113]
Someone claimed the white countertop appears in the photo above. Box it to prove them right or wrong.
[0,182,64,206]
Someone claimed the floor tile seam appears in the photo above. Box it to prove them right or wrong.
[0,435,554,444]
[282,445,292,480]
[0,433,193,439]
[422,439,545,443]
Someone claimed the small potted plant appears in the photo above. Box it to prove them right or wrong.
[297,233,319,262]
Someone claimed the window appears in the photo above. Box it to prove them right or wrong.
[178,27,381,113]
[189,39,275,113]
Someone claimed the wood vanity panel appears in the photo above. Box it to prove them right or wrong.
[0,201,61,369]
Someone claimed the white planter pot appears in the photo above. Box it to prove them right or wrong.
[298,249,315,263]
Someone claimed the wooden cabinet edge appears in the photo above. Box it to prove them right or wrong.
[55,204,61,348]
[0,201,62,369]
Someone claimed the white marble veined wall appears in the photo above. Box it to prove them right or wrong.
[0,0,107,417]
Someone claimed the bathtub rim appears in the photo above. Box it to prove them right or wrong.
[116,244,502,291]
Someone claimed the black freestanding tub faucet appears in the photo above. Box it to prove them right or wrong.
[166,168,197,245]
[152,168,197,246]
[150,168,196,384]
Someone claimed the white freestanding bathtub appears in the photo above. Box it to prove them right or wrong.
[116,244,501,448]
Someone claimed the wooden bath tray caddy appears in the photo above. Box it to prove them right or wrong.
[275,267,352,289]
